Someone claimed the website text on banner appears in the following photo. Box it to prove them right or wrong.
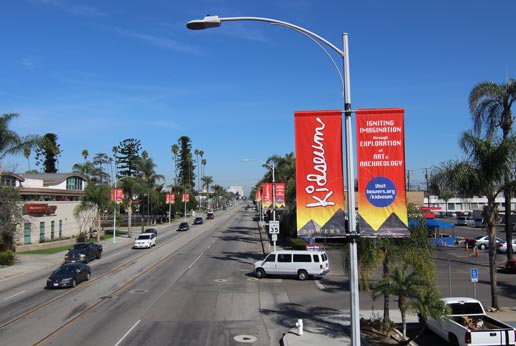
[294,110,346,239]
[356,108,409,237]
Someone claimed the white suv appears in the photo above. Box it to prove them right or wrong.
[133,233,156,249]
[254,250,329,280]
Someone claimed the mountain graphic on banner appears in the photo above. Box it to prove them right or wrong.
[320,208,346,231]
[299,219,320,234]
[360,212,409,238]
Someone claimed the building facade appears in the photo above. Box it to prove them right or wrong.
[1,172,88,247]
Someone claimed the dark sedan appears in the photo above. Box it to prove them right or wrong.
[46,263,91,289]
[144,228,158,236]
[177,222,190,231]
[193,217,203,225]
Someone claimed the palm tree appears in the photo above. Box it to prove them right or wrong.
[469,80,516,260]
[171,144,179,186]
[138,152,165,223]
[0,113,41,175]
[23,147,31,171]
[432,131,516,309]
[373,263,427,339]
[82,149,89,161]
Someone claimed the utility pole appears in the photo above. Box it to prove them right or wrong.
[406,170,413,192]
[423,168,430,207]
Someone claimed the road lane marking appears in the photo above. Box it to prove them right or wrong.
[315,280,325,290]
[114,320,141,346]
[4,290,26,301]
[189,253,203,269]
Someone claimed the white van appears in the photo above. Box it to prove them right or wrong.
[254,250,329,280]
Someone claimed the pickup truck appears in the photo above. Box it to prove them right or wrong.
[64,242,103,263]
[426,297,515,346]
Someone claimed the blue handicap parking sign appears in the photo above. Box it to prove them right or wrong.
[471,268,479,283]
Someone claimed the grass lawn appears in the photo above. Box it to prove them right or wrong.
[17,231,128,255]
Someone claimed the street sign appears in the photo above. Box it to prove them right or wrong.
[471,268,479,283]
[269,220,280,234]
[271,234,278,242]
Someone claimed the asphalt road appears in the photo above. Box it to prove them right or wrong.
[1,211,514,346]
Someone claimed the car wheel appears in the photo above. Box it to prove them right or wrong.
[86,273,91,281]
[449,334,459,346]
[96,252,102,259]
[479,244,487,250]
[71,279,76,287]
[298,270,308,281]
[255,268,265,279]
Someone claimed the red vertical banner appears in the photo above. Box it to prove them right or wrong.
[356,108,409,237]
[275,183,286,209]
[182,193,189,203]
[166,193,176,204]
[295,110,346,238]
[111,188,123,204]
[255,189,261,202]
[262,183,272,209]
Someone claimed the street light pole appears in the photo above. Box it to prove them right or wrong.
[189,16,359,345]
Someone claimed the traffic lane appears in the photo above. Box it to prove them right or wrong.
[118,207,271,346]
[41,206,272,346]
[2,210,240,346]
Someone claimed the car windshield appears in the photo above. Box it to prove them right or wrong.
[54,266,75,274]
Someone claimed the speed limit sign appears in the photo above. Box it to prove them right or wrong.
[269,220,280,234]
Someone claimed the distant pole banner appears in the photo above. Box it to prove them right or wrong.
[255,189,261,202]
[294,110,346,238]
[111,188,123,204]
[166,193,175,204]
[262,183,272,209]
[275,183,286,209]
[356,108,409,237]
[182,193,190,203]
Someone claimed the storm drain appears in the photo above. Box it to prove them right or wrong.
[233,335,258,343]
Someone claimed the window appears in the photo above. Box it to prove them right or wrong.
[66,177,83,190]
[277,254,292,263]
[293,254,312,262]
[312,254,321,262]
[1,175,16,186]
[264,254,276,263]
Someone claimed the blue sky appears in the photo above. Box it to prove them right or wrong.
[2,0,516,196]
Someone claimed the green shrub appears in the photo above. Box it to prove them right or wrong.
[0,250,15,266]
[291,238,307,250]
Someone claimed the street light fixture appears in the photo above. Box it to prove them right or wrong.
[188,15,359,345]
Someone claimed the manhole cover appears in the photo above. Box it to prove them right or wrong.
[233,335,258,343]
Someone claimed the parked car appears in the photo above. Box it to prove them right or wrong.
[177,222,190,231]
[64,242,103,263]
[496,239,516,253]
[46,263,91,289]
[133,233,156,249]
[254,250,330,280]
[466,235,504,250]
[193,217,204,225]
[144,228,158,236]
[457,215,474,226]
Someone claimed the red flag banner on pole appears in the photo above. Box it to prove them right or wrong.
[356,108,409,237]
[262,183,272,209]
[111,188,123,204]
[255,189,261,202]
[182,193,189,203]
[166,193,175,204]
[275,183,286,209]
[294,110,346,238]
